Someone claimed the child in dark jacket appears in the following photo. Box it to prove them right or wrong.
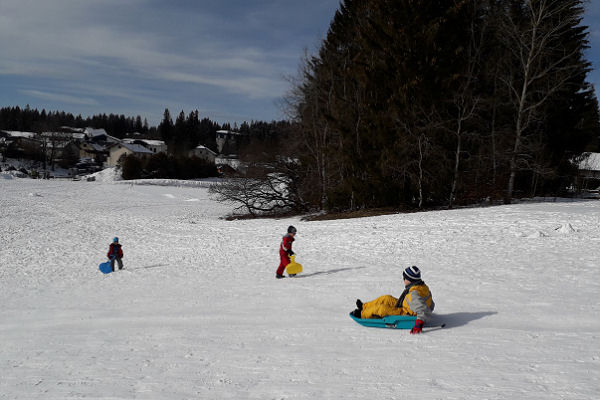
[276,226,296,279]
[107,237,124,271]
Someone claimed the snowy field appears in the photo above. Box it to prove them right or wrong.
[1,176,599,399]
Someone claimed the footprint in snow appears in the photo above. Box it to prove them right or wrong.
[526,230,549,238]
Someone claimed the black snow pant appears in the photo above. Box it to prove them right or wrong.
[111,257,123,271]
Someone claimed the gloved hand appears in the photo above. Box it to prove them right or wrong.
[410,319,424,334]
[287,249,294,256]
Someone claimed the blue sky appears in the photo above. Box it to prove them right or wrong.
[0,1,599,127]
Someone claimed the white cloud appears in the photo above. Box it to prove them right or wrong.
[0,1,296,99]
[20,89,98,106]
[0,0,338,123]
[160,71,286,99]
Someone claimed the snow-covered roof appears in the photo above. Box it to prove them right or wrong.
[577,152,600,172]
[142,140,166,146]
[194,145,217,155]
[215,156,242,169]
[40,131,83,140]
[122,139,165,146]
[83,143,106,152]
[119,143,154,154]
[2,131,36,139]
[106,135,121,144]
[84,127,108,137]
[61,126,85,133]
[216,130,244,136]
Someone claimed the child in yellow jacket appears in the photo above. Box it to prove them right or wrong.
[352,266,435,334]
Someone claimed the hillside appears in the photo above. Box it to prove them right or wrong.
[1,177,599,399]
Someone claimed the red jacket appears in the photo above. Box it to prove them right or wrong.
[107,243,123,259]
[279,234,294,257]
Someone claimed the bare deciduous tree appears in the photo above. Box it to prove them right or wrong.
[446,6,485,208]
[209,174,298,216]
[209,155,304,217]
[500,0,584,203]
[282,52,336,210]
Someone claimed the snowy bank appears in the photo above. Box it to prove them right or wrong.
[1,178,599,399]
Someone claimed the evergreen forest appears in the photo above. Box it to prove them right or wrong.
[286,0,600,210]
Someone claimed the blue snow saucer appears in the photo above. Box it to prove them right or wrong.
[349,312,417,329]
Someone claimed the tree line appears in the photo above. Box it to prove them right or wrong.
[0,104,294,183]
[128,111,293,181]
[0,106,151,138]
[0,105,293,157]
[282,0,600,211]
[157,108,293,156]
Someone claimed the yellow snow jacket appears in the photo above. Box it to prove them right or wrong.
[360,282,435,321]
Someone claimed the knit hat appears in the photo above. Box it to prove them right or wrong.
[403,266,421,282]
[287,225,297,234]
[113,237,119,243]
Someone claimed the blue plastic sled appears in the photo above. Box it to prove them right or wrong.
[349,312,417,329]
[99,260,112,274]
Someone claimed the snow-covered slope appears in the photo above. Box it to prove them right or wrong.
[1,178,599,399]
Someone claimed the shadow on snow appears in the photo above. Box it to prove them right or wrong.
[131,264,169,271]
[429,311,497,329]
[296,266,366,278]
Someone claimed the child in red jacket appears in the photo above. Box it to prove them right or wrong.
[107,237,124,271]
[276,226,296,279]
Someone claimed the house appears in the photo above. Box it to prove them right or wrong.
[57,127,87,139]
[41,131,85,143]
[106,142,154,167]
[1,131,40,156]
[142,139,167,154]
[215,156,247,175]
[79,142,108,161]
[215,130,246,154]
[1,130,36,140]
[123,139,167,154]
[84,127,120,145]
[84,127,108,141]
[576,152,600,192]
[216,163,238,177]
[189,145,217,163]
[40,132,79,159]
[577,152,600,178]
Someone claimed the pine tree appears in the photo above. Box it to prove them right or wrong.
[292,0,480,210]
[174,110,187,155]
[158,109,174,153]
